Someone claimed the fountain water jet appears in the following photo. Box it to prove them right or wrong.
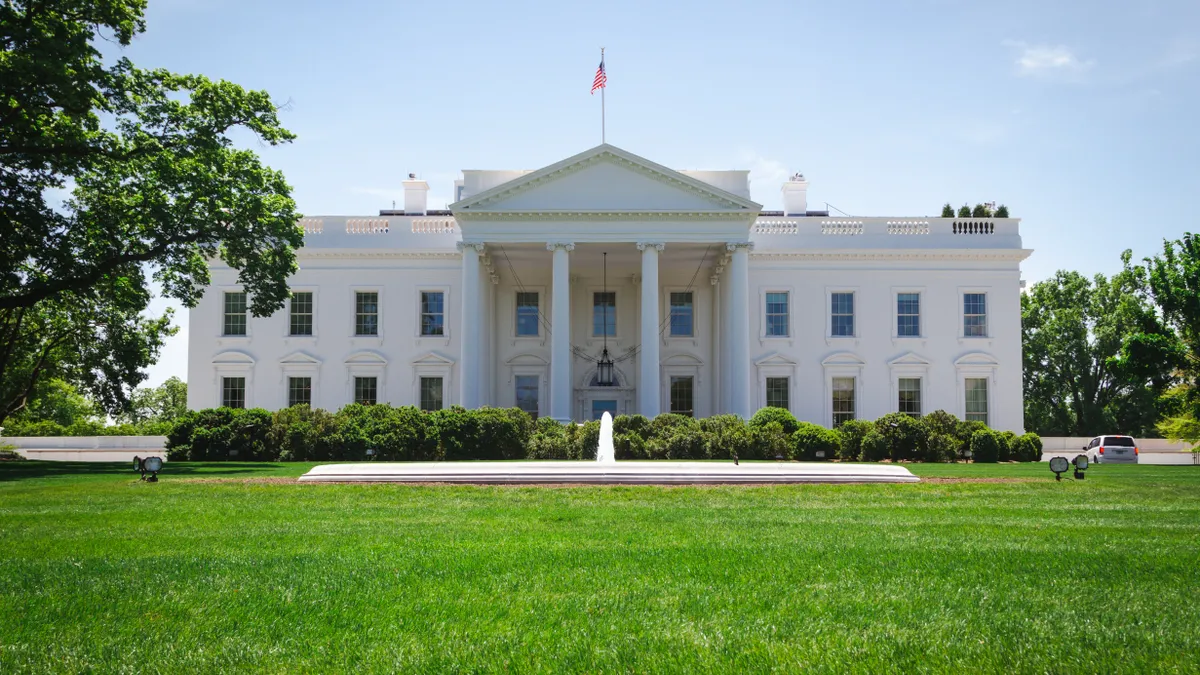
[596,412,616,464]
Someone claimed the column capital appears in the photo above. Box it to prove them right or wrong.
[725,241,754,252]
[636,241,666,252]
[546,242,576,252]
[710,275,721,286]
[456,241,487,253]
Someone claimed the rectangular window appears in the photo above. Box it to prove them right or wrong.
[223,292,247,336]
[831,292,855,337]
[965,378,989,425]
[593,291,616,336]
[515,375,539,418]
[355,291,379,336]
[420,377,443,411]
[765,292,789,337]
[898,377,921,417]
[766,377,789,411]
[290,292,313,336]
[221,377,245,409]
[964,293,987,337]
[288,376,312,407]
[669,376,694,417]
[354,377,377,406]
[669,292,693,337]
[420,291,444,337]
[515,292,539,337]
[592,399,618,421]
[897,293,920,337]
[832,377,855,426]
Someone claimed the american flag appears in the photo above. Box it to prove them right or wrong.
[591,58,607,94]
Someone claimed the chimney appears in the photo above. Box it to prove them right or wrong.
[403,173,429,215]
[781,172,808,216]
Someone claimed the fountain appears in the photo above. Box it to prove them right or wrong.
[299,411,918,484]
[596,412,616,464]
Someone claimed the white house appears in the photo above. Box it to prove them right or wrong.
[187,144,1030,431]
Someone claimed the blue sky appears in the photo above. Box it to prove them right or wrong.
[125,0,1200,387]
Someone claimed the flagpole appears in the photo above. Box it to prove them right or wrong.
[600,47,606,144]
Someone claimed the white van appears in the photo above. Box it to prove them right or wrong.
[1083,435,1139,464]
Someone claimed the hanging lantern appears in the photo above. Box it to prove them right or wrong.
[596,251,615,387]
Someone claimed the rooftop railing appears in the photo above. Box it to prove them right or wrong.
[750,217,1022,249]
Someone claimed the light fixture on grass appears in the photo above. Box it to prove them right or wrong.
[366,448,377,460]
[1072,454,1088,480]
[1049,456,1069,481]
[133,455,163,482]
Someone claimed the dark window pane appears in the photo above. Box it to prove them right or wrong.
[516,292,539,337]
[224,292,247,336]
[290,292,313,336]
[421,291,444,336]
[515,375,538,418]
[354,377,377,406]
[222,377,246,409]
[766,377,789,410]
[420,377,443,411]
[356,292,379,336]
[593,292,616,336]
[288,376,311,407]
[670,376,694,417]
[669,292,693,337]
[765,292,789,337]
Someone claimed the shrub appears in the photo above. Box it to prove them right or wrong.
[4,420,68,437]
[860,430,889,462]
[997,430,1018,462]
[428,407,532,461]
[971,429,1001,463]
[836,419,874,461]
[874,413,929,462]
[926,433,959,463]
[273,405,346,461]
[699,414,753,460]
[923,410,960,439]
[613,432,647,459]
[166,407,274,461]
[792,422,840,461]
[748,407,800,436]
[613,414,651,441]
[528,418,571,459]
[568,421,601,460]
[650,424,707,459]
[955,420,988,458]
[1013,432,1043,462]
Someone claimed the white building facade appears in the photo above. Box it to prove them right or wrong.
[187,144,1031,431]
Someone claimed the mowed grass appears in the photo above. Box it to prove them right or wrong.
[1,461,1198,673]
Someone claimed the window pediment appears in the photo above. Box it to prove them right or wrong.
[821,351,865,367]
[888,352,930,367]
[954,352,999,367]
[346,350,388,365]
[213,350,255,365]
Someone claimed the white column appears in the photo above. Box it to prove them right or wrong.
[710,274,721,415]
[727,242,752,418]
[548,242,574,422]
[718,254,732,414]
[458,242,484,408]
[638,242,663,418]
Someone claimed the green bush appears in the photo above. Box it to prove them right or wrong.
[874,413,929,462]
[748,407,800,436]
[955,420,987,457]
[971,429,1001,463]
[1013,432,1043,462]
[528,417,571,459]
[613,432,647,459]
[926,433,959,463]
[699,414,753,460]
[650,425,707,459]
[4,420,69,437]
[336,404,432,462]
[792,422,840,461]
[165,407,274,461]
[568,421,601,460]
[613,414,651,440]
[997,430,1018,462]
[860,430,889,462]
[274,405,346,461]
[836,419,874,461]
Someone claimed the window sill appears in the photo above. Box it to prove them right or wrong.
[824,336,859,347]
[217,335,251,344]
[957,336,993,346]
[890,336,926,347]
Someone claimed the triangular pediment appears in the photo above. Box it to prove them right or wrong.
[450,144,761,214]
[411,351,454,366]
[280,351,321,365]
[755,353,798,367]
[888,352,930,367]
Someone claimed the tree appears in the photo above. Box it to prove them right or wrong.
[971,203,992,218]
[118,376,188,425]
[1143,233,1200,440]
[1021,260,1181,437]
[1,1,300,423]
[957,204,971,218]
[8,378,98,427]
[994,204,1010,218]
[941,203,955,217]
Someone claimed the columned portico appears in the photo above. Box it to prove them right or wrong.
[548,242,575,421]
[458,241,485,409]
[727,242,752,418]
[637,242,664,417]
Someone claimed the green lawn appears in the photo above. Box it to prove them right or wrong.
[1,461,1198,673]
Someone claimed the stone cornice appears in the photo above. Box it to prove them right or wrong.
[455,241,487,253]
[295,250,461,260]
[454,210,759,222]
[751,249,1034,262]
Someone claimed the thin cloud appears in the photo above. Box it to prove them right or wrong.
[1004,41,1094,79]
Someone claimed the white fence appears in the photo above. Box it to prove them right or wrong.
[4,436,167,462]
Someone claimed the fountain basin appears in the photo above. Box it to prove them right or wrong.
[298,461,919,484]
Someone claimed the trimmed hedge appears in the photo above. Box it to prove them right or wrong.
[164,404,1043,463]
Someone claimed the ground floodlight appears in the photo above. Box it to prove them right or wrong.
[1072,454,1089,480]
[366,448,377,460]
[134,455,163,482]
[1049,456,1069,481]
